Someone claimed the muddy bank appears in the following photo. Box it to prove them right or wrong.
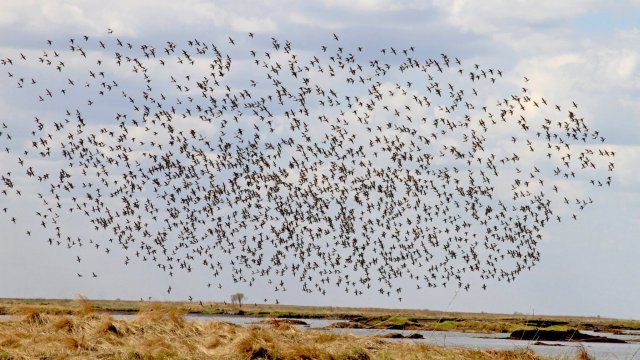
[379,332,424,339]
[510,329,626,343]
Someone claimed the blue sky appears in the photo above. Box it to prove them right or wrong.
[0,0,639,319]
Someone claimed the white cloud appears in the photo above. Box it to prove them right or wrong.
[287,11,347,30]
[322,0,429,12]
[0,0,286,37]
[431,0,600,34]
[229,16,277,34]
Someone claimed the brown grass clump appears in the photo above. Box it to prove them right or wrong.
[315,332,342,343]
[337,347,371,360]
[204,334,223,349]
[0,336,20,348]
[576,345,594,360]
[52,316,75,333]
[74,294,95,316]
[138,335,179,358]
[232,327,276,358]
[95,317,123,337]
[62,335,81,350]
[13,306,48,326]
[135,302,186,328]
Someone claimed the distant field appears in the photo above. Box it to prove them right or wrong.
[1,297,639,334]
[0,298,576,359]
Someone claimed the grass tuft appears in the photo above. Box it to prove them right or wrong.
[14,306,48,325]
[51,316,74,332]
[338,347,371,360]
[233,327,275,357]
[0,336,20,348]
[576,345,594,360]
[96,317,122,336]
[62,335,80,350]
[74,295,95,316]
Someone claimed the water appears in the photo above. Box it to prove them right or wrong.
[2,313,639,359]
[329,328,640,359]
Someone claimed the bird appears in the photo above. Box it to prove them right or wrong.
[0,31,615,301]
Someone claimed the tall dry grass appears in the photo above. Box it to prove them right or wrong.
[2,297,639,334]
[575,345,594,360]
[0,303,570,360]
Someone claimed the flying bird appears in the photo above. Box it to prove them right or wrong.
[0,32,615,300]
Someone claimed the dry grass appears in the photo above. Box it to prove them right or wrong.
[2,297,638,335]
[575,345,594,360]
[0,303,565,360]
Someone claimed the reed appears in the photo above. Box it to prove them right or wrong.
[0,303,572,359]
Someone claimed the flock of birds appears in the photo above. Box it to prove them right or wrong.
[0,31,615,302]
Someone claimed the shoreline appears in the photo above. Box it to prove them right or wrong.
[1,297,639,334]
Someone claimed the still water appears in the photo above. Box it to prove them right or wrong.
[122,313,640,359]
[329,328,640,360]
[3,313,639,359]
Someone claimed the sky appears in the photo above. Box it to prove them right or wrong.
[0,0,639,320]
